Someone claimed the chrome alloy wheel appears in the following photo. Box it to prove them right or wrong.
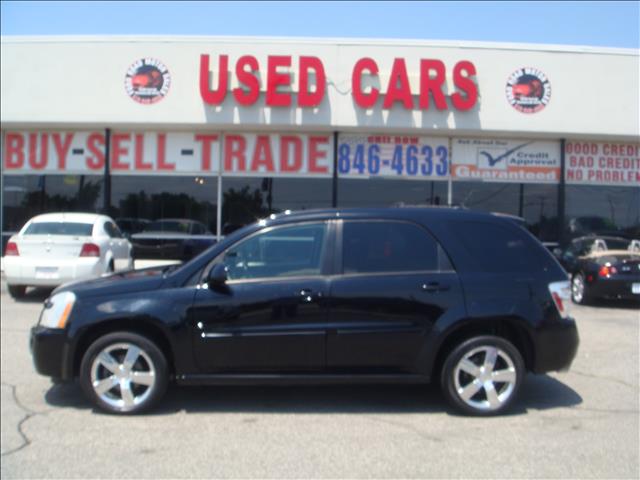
[453,346,517,412]
[572,274,585,303]
[90,342,156,412]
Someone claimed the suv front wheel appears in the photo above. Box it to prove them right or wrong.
[80,332,168,414]
[441,335,524,416]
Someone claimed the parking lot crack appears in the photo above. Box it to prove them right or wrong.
[569,369,638,390]
[1,382,39,457]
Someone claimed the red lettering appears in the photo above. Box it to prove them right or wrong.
[251,136,275,172]
[308,136,329,174]
[133,134,151,170]
[266,56,292,107]
[280,136,303,172]
[383,58,413,109]
[111,133,131,170]
[156,134,174,170]
[86,133,105,170]
[419,59,447,110]
[52,133,73,170]
[233,55,260,106]
[224,135,246,172]
[28,133,47,170]
[451,61,478,110]
[4,133,24,169]
[352,58,379,108]
[200,54,228,105]
[298,56,326,107]
[195,134,219,171]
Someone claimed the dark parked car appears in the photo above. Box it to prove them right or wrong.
[115,217,150,237]
[131,218,217,261]
[30,208,579,416]
[568,251,640,305]
[557,236,639,273]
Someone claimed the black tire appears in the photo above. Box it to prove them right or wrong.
[571,273,592,305]
[440,335,524,416]
[8,285,26,299]
[79,331,168,414]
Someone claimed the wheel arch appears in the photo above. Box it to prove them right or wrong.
[71,318,176,379]
[431,316,534,381]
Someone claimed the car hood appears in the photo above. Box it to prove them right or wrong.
[52,266,169,299]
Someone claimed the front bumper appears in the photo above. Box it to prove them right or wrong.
[533,318,580,374]
[30,326,71,380]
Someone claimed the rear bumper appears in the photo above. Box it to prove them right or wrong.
[532,318,580,373]
[4,256,104,287]
[587,277,640,300]
[30,326,71,380]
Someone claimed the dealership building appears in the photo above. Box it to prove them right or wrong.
[1,36,638,251]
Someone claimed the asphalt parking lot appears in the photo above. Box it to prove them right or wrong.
[1,278,638,479]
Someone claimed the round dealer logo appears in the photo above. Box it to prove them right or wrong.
[125,58,171,104]
[506,67,551,113]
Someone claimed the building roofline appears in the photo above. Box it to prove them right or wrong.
[1,34,637,56]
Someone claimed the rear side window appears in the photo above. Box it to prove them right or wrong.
[343,221,445,274]
[449,220,542,273]
[24,222,93,236]
[104,222,123,238]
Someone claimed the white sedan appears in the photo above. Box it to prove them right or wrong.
[4,213,133,298]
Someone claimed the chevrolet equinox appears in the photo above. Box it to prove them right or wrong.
[30,208,579,416]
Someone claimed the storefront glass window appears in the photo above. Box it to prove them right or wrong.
[110,175,218,236]
[565,185,640,240]
[337,178,448,208]
[452,182,559,241]
[2,174,103,233]
[221,177,332,234]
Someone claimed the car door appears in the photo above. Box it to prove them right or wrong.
[326,219,465,373]
[190,221,333,372]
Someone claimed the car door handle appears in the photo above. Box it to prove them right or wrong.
[299,289,322,303]
[421,282,450,293]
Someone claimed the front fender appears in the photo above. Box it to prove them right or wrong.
[64,286,198,379]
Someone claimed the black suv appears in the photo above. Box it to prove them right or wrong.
[30,208,578,416]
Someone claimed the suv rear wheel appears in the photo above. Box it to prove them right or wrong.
[441,335,524,416]
[80,332,168,414]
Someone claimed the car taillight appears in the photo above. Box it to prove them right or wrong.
[79,243,100,257]
[5,241,19,256]
[548,280,572,319]
[598,265,617,278]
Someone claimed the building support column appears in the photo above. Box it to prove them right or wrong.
[332,131,338,208]
[558,139,566,243]
[103,128,111,215]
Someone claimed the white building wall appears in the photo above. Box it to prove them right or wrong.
[1,36,638,140]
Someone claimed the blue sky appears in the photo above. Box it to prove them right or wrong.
[1,1,639,49]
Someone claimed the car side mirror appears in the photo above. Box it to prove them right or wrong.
[207,263,228,288]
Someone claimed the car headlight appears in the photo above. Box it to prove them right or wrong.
[40,292,76,329]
